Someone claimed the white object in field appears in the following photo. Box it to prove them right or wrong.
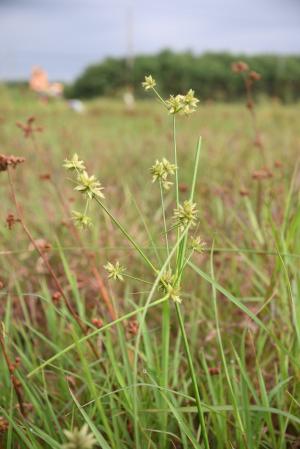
[123,90,135,111]
[68,99,85,113]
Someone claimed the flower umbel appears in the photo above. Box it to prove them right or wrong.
[167,284,182,303]
[173,200,198,229]
[142,75,156,90]
[166,90,199,115]
[62,424,96,449]
[162,157,177,176]
[75,171,105,199]
[183,89,199,113]
[63,154,86,172]
[150,158,177,190]
[159,269,182,303]
[104,261,126,282]
[189,236,206,253]
[166,95,185,115]
[72,211,93,229]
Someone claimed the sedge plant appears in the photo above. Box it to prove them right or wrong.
[63,75,210,448]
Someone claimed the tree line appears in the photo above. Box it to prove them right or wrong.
[65,50,300,101]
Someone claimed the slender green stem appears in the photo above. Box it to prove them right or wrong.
[161,301,170,448]
[173,116,179,207]
[28,295,169,377]
[190,137,202,203]
[159,181,170,262]
[174,302,210,449]
[132,228,190,449]
[177,137,202,280]
[152,87,168,109]
[159,183,171,449]
[83,199,90,215]
[122,273,153,285]
[94,197,156,273]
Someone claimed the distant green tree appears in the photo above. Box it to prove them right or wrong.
[65,50,300,102]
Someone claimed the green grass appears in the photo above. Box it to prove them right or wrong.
[0,84,300,448]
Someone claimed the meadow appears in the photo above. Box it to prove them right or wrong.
[0,81,300,449]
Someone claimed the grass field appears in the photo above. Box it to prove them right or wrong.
[0,84,300,449]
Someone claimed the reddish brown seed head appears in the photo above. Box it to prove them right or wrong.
[209,366,220,376]
[252,167,273,181]
[249,70,261,81]
[6,213,20,230]
[52,291,62,303]
[0,154,25,172]
[92,318,103,329]
[231,61,249,73]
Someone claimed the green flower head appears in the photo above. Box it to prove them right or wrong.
[75,171,105,199]
[150,158,177,190]
[166,91,199,115]
[173,200,199,229]
[72,211,93,229]
[189,236,206,253]
[62,424,96,449]
[184,89,199,112]
[167,284,182,304]
[166,94,185,115]
[142,75,156,91]
[159,268,182,303]
[63,154,86,172]
[104,261,126,282]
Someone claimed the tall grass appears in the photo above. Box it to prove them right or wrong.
[0,77,299,449]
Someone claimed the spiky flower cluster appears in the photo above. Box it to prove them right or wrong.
[63,154,86,172]
[71,211,93,229]
[173,200,198,230]
[62,424,96,449]
[104,261,126,282]
[142,75,199,115]
[63,154,105,229]
[142,75,156,90]
[75,172,105,199]
[150,158,177,190]
[159,269,181,303]
[189,236,206,253]
[166,89,199,115]
[64,154,104,200]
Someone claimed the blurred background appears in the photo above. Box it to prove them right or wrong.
[0,0,300,101]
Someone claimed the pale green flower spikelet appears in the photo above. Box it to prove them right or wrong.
[104,261,126,282]
[173,200,199,229]
[62,424,96,449]
[150,158,177,190]
[63,153,86,172]
[189,236,207,253]
[159,268,176,289]
[72,211,93,229]
[166,90,199,115]
[151,160,164,183]
[142,75,156,90]
[162,157,177,176]
[166,95,185,115]
[75,171,105,199]
[183,89,199,113]
[167,284,182,304]
[159,268,182,303]
[63,155,105,232]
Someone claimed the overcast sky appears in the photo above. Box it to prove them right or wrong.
[1,0,299,81]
